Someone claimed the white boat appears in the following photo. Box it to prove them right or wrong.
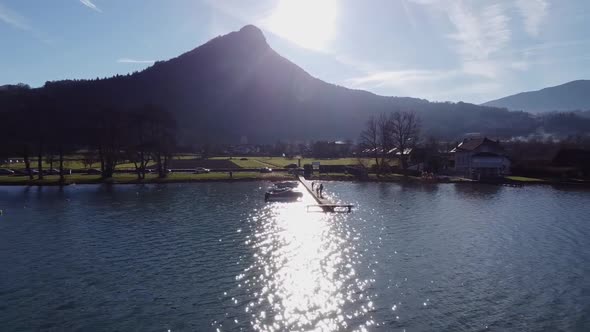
[264,187,303,202]
[273,181,299,189]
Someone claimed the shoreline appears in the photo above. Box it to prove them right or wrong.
[0,172,588,187]
[0,174,294,186]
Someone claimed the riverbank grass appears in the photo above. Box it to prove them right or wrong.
[505,176,545,182]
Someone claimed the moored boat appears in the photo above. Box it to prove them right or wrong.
[264,187,303,202]
[273,181,299,189]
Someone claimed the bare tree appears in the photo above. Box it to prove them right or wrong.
[45,154,55,171]
[31,97,51,180]
[95,108,125,178]
[146,106,176,178]
[390,111,420,174]
[359,115,380,172]
[127,106,155,180]
[82,152,97,169]
[23,144,33,180]
[378,113,393,169]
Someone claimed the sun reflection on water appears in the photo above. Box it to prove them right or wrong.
[230,185,374,331]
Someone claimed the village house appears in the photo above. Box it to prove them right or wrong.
[451,136,510,179]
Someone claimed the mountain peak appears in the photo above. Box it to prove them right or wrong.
[237,24,266,44]
[177,24,269,63]
[239,24,263,34]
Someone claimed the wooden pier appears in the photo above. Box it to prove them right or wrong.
[297,176,354,213]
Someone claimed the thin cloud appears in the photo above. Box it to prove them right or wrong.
[117,58,155,64]
[343,1,516,102]
[516,0,548,37]
[346,69,457,88]
[80,0,102,13]
[447,2,511,78]
[401,0,418,30]
[0,3,31,30]
[344,68,500,102]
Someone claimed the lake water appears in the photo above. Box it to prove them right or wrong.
[1,182,589,331]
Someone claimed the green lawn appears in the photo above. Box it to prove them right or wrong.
[210,156,375,168]
[259,157,365,167]
[2,155,378,173]
[505,176,545,182]
[211,157,273,168]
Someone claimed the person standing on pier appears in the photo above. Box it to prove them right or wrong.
[319,183,324,198]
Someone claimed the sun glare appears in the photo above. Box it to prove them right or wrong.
[263,0,338,51]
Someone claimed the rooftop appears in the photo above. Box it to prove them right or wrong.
[452,137,501,152]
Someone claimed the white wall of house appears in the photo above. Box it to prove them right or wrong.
[453,143,511,177]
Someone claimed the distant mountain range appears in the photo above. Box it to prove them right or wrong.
[483,80,590,113]
[1,25,588,143]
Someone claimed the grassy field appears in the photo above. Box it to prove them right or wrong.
[211,157,274,168]
[209,156,376,168]
[505,176,545,182]
[256,157,366,167]
[1,156,376,171]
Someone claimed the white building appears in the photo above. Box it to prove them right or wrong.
[451,137,510,179]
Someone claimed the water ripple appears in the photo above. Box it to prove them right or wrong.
[1,182,589,331]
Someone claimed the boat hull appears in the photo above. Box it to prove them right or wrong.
[265,191,303,202]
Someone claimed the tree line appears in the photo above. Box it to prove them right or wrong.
[0,93,176,182]
[359,110,420,174]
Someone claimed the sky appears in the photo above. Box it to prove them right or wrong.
[1,0,589,104]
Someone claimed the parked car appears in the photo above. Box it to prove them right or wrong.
[86,168,102,175]
[12,169,29,176]
[260,167,273,173]
[148,168,170,174]
[194,167,210,174]
[285,163,299,169]
[43,168,60,175]
[11,168,39,175]
[0,168,15,175]
[46,169,72,175]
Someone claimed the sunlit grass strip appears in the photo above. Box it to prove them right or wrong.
[505,176,545,182]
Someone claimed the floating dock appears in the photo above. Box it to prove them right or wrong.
[297,176,354,213]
